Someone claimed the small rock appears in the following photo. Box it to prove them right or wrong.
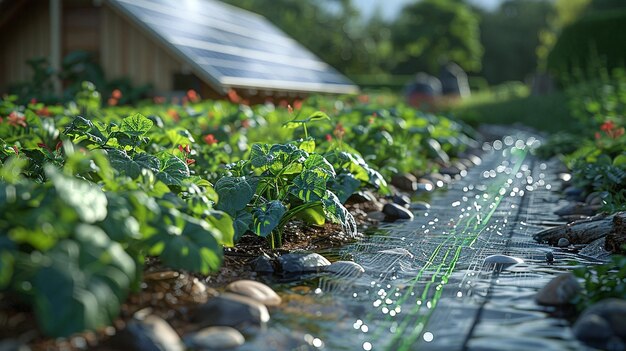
[347,191,377,204]
[546,251,554,264]
[226,280,282,306]
[439,165,461,176]
[191,293,270,329]
[410,201,430,211]
[144,270,180,281]
[0,339,30,351]
[563,186,584,200]
[417,178,435,192]
[458,158,475,169]
[110,313,184,351]
[429,172,451,187]
[392,194,411,208]
[251,254,274,274]
[586,192,606,207]
[366,211,386,222]
[535,273,581,305]
[383,203,414,221]
[557,237,570,247]
[483,254,524,270]
[578,298,626,339]
[572,314,614,345]
[278,252,331,274]
[183,326,245,350]
[324,261,365,277]
[391,173,418,192]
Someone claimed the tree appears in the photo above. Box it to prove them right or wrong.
[479,0,553,84]
[390,0,483,75]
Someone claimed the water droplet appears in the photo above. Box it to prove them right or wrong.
[363,342,372,350]
[361,325,369,333]
[423,332,434,342]
[457,291,463,298]
[313,338,323,348]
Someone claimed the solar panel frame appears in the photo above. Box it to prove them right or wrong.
[105,0,359,94]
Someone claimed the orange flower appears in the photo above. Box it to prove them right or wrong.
[227,89,241,103]
[358,95,370,103]
[293,99,303,110]
[167,109,180,122]
[7,112,27,127]
[187,89,200,103]
[37,106,51,117]
[111,89,122,100]
[203,134,218,145]
[108,98,118,106]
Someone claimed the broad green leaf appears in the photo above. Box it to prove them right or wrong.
[322,190,357,237]
[252,200,286,238]
[329,173,361,203]
[295,205,326,226]
[107,149,141,179]
[205,210,235,247]
[232,209,253,242]
[120,113,153,137]
[298,139,316,153]
[148,213,222,274]
[47,166,108,223]
[156,152,190,186]
[250,143,273,168]
[98,193,142,242]
[290,169,327,202]
[133,153,160,173]
[305,111,331,122]
[214,176,258,216]
[32,225,135,337]
[613,154,626,168]
[304,153,336,177]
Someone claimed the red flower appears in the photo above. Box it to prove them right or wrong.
[55,141,63,151]
[203,134,218,145]
[7,112,27,127]
[601,120,615,132]
[185,144,191,153]
[37,106,51,117]
[186,158,196,165]
[111,89,122,100]
[12,145,19,156]
[37,143,49,150]
[108,98,118,106]
[325,134,332,142]
[595,132,601,140]
[293,99,303,110]
[30,98,38,105]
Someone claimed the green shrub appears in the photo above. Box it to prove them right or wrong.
[547,9,626,82]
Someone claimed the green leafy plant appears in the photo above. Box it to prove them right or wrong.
[572,255,626,310]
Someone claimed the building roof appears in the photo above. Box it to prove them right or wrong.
[106,0,358,95]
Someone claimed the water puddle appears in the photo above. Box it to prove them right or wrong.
[251,133,594,350]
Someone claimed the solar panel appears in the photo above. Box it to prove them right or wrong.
[106,0,359,94]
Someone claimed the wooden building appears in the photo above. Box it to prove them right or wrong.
[0,0,357,99]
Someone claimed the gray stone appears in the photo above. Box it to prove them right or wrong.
[183,326,245,350]
[278,252,331,274]
[578,298,626,339]
[572,314,614,343]
[191,293,270,329]
[366,211,386,222]
[586,192,606,207]
[111,314,184,351]
[417,179,435,192]
[226,280,282,306]
[391,173,418,192]
[439,165,461,176]
[324,261,365,277]
[557,237,570,247]
[0,339,30,351]
[348,191,377,204]
[410,201,431,211]
[392,194,411,208]
[383,203,414,220]
[535,273,581,305]
[251,254,274,274]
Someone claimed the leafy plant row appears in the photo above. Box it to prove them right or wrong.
[0,83,477,336]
